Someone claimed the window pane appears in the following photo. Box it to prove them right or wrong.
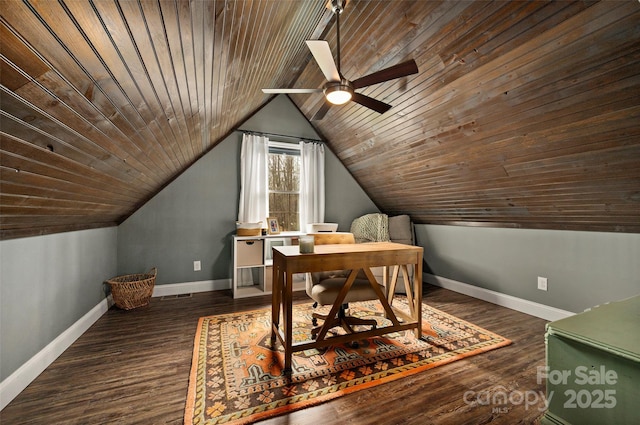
[268,154,299,191]
[268,151,300,231]
[268,193,299,232]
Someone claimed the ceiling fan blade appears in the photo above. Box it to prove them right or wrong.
[311,101,332,120]
[352,92,392,114]
[262,88,322,94]
[306,40,341,82]
[351,59,419,89]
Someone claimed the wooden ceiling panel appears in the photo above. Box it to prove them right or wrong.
[1,0,639,239]
[302,0,640,232]
[1,0,327,239]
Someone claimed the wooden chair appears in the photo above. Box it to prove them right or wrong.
[305,232,382,340]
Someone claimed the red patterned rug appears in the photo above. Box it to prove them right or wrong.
[184,297,511,425]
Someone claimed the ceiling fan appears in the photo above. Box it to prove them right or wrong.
[262,0,419,120]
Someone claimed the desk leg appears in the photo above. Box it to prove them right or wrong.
[400,265,416,318]
[271,261,281,340]
[414,258,425,339]
[362,267,401,326]
[283,271,293,373]
[387,265,400,306]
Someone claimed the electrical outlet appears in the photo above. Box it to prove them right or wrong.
[193,260,201,271]
[537,276,548,291]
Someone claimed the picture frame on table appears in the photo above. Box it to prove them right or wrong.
[267,217,280,234]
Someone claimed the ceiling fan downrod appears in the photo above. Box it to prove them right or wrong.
[331,0,345,75]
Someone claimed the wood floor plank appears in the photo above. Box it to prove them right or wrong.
[0,286,548,424]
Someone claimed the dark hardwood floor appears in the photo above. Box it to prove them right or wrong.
[1,285,548,424]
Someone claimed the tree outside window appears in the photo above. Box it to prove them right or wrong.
[268,151,300,231]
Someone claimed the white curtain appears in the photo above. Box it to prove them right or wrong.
[238,133,269,224]
[299,141,325,232]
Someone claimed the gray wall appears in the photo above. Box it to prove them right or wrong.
[0,227,117,380]
[118,95,378,284]
[324,152,380,233]
[117,133,241,283]
[416,224,640,313]
[239,95,320,140]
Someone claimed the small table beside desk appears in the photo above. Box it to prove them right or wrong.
[271,242,425,372]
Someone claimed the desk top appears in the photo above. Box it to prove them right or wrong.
[273,241,421,256]
[271,242,423,273]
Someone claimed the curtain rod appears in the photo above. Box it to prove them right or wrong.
[239,130,322,143]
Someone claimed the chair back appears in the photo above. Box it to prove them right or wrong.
[309,232,355,245]
[306,232,356,292]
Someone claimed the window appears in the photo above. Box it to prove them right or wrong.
[268,142,300,231]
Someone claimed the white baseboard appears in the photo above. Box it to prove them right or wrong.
[1,278,231,411]
[424,273,574,322]
[0,297,110,411]
[152,278,231,297]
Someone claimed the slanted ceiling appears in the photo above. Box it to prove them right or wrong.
[1,0,639,240]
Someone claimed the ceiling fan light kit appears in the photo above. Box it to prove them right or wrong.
[261,0,418,119]
[324,80,353,105]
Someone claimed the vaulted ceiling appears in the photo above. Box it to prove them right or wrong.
[1,0,639,240]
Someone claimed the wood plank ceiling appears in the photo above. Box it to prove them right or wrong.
[1,0,639,240]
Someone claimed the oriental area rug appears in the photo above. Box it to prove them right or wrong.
[184,297,511,425]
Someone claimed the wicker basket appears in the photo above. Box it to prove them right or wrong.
[237,228,262,236]
[106,267,157,310]
[236,221,263,236]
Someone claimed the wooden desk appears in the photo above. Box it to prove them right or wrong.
[271,242,424,372]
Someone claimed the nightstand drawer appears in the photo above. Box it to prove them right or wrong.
[236,240,263,266]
